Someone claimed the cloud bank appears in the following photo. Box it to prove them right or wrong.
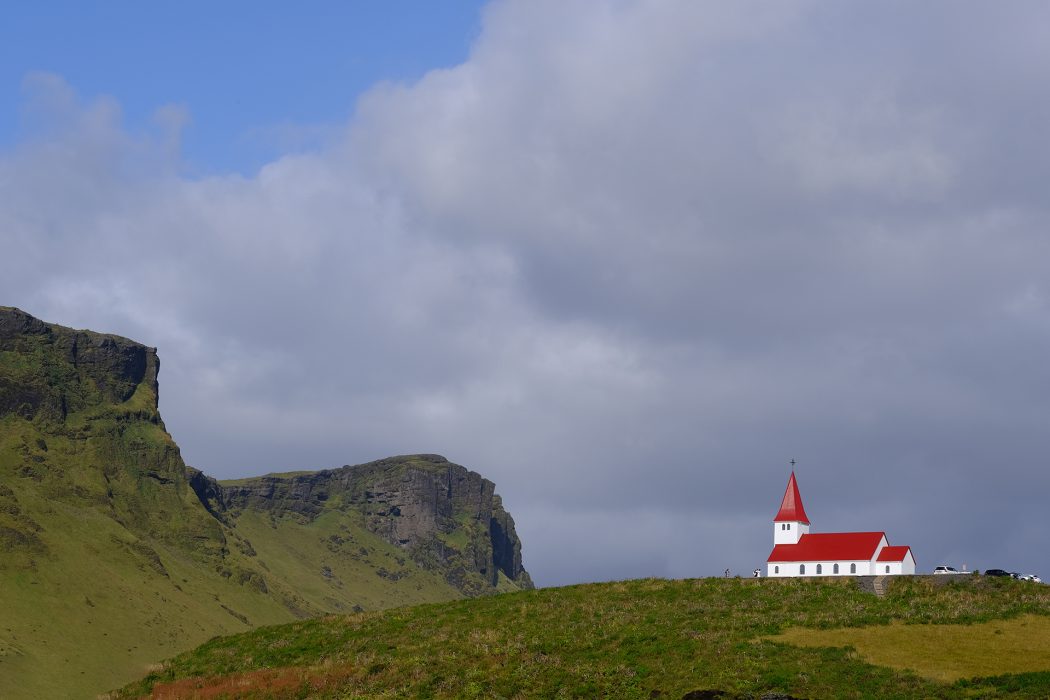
[3,0,1050,585]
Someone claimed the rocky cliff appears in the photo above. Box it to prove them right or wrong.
[0,306,159,420]
[0,306,224,564]
[0,307,532,699]
[194,454,532,596]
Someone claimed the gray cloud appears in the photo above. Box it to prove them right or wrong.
[2,1,1049,586]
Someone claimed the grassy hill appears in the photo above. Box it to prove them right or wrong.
[115,576,1050,699]
[0,307,530,699]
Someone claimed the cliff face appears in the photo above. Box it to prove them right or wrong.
[0,306,223,562]
[201,454,533,595]
[0,307,532,699]
[0,306,158,420]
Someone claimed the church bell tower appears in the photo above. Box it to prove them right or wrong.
[773,471,810,545]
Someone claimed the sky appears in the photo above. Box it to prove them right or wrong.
[2,0,1049,588]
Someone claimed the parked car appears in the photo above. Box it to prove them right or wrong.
[933,565,963,575]
[984,569,1011,577]
[1020,574,1042,583]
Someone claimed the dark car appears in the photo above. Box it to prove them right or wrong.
[984,569,1011,577]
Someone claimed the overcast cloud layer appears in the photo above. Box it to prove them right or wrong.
[3,0,1049,586]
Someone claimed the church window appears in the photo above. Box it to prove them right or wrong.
[850,563,856,574]
[833,563,839,574]
[799,564,805,575]
[886,565,890,573]
[774,566,779,574]
[816,564,822,574]
[786,523,791,530]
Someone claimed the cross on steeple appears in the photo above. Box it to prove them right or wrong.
[790,458,796,468]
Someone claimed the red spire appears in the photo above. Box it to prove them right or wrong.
[774,471,810,524]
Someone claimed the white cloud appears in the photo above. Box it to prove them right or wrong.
[3,2,1050,584]
[776,93,955,197]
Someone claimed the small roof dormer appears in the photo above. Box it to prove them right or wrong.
[773,472,810,525]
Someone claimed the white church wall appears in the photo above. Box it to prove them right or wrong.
[838,560,873,576]
[873,551,916,576]
[766,559,875,577]
[767,557,922,577]
[773,521,809,545]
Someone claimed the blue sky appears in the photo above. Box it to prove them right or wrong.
[2,1,1050,587]
[0,1,485,173]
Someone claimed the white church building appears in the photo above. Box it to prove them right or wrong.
[766,472,915,578]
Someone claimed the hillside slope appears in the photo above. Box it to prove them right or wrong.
[0,307,531,699]
[118,576,1050,699]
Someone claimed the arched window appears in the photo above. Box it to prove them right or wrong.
[774,566,779,574]
[816,564,822,574]
[885,565,890,573]
[800,564,805,575]
[786,524,791,530]
[833,563,839,574]
[850,563,856,574]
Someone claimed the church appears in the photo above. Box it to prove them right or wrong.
[766,471,915,577]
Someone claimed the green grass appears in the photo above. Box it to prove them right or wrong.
[772,613,1050,682]
[219,470,316,486]
[229,508,462,612]
[0,447,470,699]
[0,483,291,699]
[115,576,1050,699]
[0,406,516,699]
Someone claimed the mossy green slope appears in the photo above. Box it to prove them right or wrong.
[0,307,530,699]
[118,576,1050,699]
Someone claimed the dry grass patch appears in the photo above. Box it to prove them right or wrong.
[770,613,1050,682]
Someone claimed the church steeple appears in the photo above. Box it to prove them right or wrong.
[774,471,810,525]
[773,471,810,545]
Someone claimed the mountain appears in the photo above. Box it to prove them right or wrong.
[0,306,531,699]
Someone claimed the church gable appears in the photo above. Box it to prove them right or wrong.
[876,546,912,563]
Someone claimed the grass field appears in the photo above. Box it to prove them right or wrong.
[772,614,1050,683]
[115,575,1050,699]
[0,488,468,699]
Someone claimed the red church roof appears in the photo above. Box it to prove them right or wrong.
[767,532,886,562]
[773,472,810,524]
[876,545,912,562]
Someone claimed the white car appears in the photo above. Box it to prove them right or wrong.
[1020,574,1042,583]
[933,565,966,575]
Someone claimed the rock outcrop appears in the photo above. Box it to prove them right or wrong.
[0,306,159,421]
[0,306,219,556]
[202,454,533,595]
